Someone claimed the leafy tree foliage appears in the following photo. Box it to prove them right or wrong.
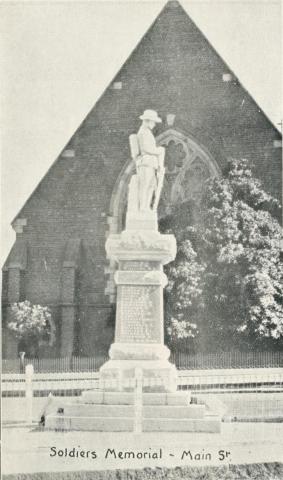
[162,159,283,351]
[8,300,51,340]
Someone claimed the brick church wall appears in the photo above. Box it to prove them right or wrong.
[2,1,281,357]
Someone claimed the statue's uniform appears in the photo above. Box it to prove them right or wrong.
[137,125,160,168]
[136,125,164,211]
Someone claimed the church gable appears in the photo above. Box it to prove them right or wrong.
[13,0,281,227]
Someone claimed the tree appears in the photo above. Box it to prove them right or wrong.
[7,300,52,355]
[162,159,283,352]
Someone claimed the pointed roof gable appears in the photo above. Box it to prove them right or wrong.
[13,0,281,225]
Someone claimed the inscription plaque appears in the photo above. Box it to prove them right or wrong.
[117,285,160,343]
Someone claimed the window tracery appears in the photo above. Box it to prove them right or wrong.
[106,129,220,301]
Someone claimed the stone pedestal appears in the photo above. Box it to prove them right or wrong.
[100,214,177,392]
[45,211,221,433]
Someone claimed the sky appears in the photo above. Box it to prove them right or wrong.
[1,0,282,265]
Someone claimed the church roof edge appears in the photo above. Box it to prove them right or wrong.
[11,0,281,226]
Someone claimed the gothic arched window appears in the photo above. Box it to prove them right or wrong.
[105,129,221,301]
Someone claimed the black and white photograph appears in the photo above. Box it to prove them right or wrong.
[1,0,282,478]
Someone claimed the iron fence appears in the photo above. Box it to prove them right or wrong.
[2,351,283,374]
[2,355,108,374]
[170,350,283,370]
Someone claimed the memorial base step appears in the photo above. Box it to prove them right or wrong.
[99,359,178,392]
[143,416,221,433]
[59,403,205,419]
[45,415,221,433]
[45,390,221,433]
[81,390,191,405]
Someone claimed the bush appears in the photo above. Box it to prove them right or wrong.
[7,301,52,350]
[163,159,283,352]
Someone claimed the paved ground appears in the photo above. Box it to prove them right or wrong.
[2,423,283,475]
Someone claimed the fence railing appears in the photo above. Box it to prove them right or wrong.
[170,351,283,370]
[2,365,283,427]
[178,368,283,393]
[2,351,283,373]
[2,355,108,374]
[2,367,283,397]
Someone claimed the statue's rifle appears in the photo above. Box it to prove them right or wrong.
[153,152,165,211]
[129,134,140,168]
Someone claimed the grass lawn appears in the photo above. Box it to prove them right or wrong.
[3,463,283,480]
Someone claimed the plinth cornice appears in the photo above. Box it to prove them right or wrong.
[106,230,176,265]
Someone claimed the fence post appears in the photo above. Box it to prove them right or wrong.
[19,352,25,373]
[25,364,34,424]
[133,367,143,434]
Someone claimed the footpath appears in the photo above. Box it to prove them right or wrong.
[2,423,283,475]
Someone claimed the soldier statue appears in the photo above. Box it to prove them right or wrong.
[128,110,165,212]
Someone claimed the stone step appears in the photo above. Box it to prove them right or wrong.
[145,405,205,419]
[64,404,135,417]
[63,403,205,419]
[45,415,133,432]
[45,414,220,432]
[143,416,221,433]
[81,390,190,406]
